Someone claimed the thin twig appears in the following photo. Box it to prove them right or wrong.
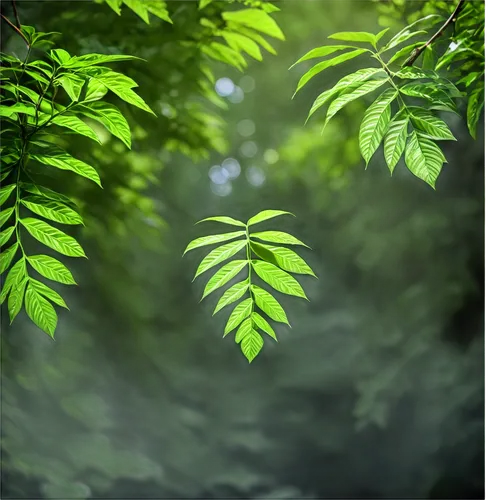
[11,0,21,29]
[0,13,29,47]
[403,0,466,67]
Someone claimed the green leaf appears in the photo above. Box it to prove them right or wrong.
[63,53,142,69]
[251,285,289,325]
[0,184,15,205]
[19,183,77,208]
[0,102,36,118]
[382,30,427,52]
[77,102,131,148]
[123,0,149,23]
[213,281,249,315]
[328,31,376,45]
[289,45,356,69]
[221,32,262,61]
[104,0,122,15]
[144,0,172,23]
[467,82,484,139]
[224,297,252,335]
[24,283,58,337]
[394,67,439,80]
[0,226,15,246]
[251,230,309,248]
[184,231,245,255]
[324,78,389,126]
[384,110,409,173]
[0,257,26,304]
[237,27,277,55]
[247,210,293,226]
[359,89,397,165]
[399,83,458,111]
[49,49,72,66]
[49,114,101,144]
[21,196,84,225]
[20,218,86,257]
[84,68,155,115]
[387,42,425,65]
[29,279,69,309]
[27,254,77,285]
[252,311,277,341]
[8,277,27,323]
[293,49,368,96]
[0,242,19,273]
[196,216,246,227]
[405,131,446,189]
[234,317,252,343]
[240,328,263,363]
[251,242,316,277]
[0,207,14,228]
[56,73,85,101]
[409,108,456,141]
[201,260,247,299]
[83,79,108,102]
[194,240,247,279]
[30,150,102,187]
[375,28,390,45]
[222,9,285,40]
[306,68,384,121]
[199,0,212,9]
[252,260,307,299]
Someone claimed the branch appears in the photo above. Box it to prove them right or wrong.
[0,13,29,47]
[403,0,466,67]
[11,0,20,29]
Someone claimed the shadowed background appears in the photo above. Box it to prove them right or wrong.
[1,1,484,498]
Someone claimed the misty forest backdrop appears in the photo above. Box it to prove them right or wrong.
[0,0,484,498]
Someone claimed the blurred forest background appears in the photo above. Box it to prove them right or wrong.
[1,0,484,498]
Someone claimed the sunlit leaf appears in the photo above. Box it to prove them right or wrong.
[0,242,19,273]
[384,109,409,173]
[405,131,446,188]
[184,231,246,255]
[194,240,247,279]
[24,283,58,337]
[21,196,84,225]
[30,150,102,186]
[27,254,77,285]
[251,241,316,276]
[250,230,309,247]
[359,89,397,165]
[252,311,277,341]
[224,297,252,336]
[8,277,27,323]
[240,328,263,362]
[247,210,294,226]
[213,280,249,315]
[201,260,247,299]
[196,216,246,227]
[293,49,368,96]
[29,279,69,309]
[20,218,86,257]
[252,260,307,299]
[251,284,289,325]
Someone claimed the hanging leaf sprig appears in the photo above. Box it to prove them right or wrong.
[184,210,316,363]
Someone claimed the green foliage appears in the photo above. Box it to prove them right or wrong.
[291,0,484,188]
[184,210,315,362]
[0,27,152,337]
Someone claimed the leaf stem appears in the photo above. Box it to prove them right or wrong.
[0,13,29,47]
[245,224,254,316]
[403,0,466,67]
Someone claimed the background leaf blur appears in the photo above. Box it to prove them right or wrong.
[1,0,483,498]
